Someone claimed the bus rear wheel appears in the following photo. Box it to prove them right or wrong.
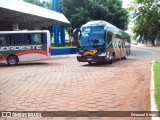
[124,51,128,59]
[7,55,19,66]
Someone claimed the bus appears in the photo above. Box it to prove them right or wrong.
[73,20,131,64]
[0,30,51,65]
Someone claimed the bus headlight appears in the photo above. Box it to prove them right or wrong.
[98,52,106,56]
[77,53,82,57]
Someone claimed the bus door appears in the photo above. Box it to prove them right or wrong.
[118,40,126,58]
[121,40,126,57]
[30,33,45,61]
[118,40,123,58]
[41,33,49,59]
[112,38,120,59]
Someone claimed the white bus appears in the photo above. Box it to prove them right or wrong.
[0,30,51,65]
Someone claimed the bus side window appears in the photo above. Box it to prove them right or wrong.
[0,35,5,46]
[107,31,112,43]
[14,34,21,45]
[13,34,29,45]
[21,34,28,44]
[108,42,113,49]
[28,34,32,44]
[42,33,47,44]
[0,40,2,45]
[0,35,10,46]
[31,34,42,44]
[5,35,11,45]
[10,35,15,45]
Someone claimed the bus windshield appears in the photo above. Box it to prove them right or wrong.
[79,26,105,48]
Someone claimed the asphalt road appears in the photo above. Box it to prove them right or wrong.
[131,46,160,62]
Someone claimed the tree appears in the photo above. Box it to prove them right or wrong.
[59,0,129,30]
[132,0,160,45]
[24,0,52,9]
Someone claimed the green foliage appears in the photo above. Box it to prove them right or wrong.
[59,0,129,30]
[24,0,52,9]
[132,0,160,41]
[154,62,160,111]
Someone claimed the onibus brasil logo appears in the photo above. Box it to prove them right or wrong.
[1,112,42,117]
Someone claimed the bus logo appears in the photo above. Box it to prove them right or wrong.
[0,45,42,52]
[84,50,97,56]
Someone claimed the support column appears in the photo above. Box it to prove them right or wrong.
[53,25,59,47]
[52,0,65,47]
[60,25,65,46]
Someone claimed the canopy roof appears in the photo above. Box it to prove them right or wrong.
[0,0,70,31]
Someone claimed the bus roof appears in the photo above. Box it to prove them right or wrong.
[81,20,122,33]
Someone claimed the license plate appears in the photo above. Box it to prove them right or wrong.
[87,58,92,61]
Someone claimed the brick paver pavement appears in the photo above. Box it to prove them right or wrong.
[0,56,151,120]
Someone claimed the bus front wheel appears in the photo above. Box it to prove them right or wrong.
[88,62,93,65]
[108,53,115,64]
[7,55,19,66]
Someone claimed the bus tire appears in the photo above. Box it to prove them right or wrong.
[124,51,128,59]
[108,53,115,64]
[7,55,19,66]
[88,62,93,65]
[129,49,131,55]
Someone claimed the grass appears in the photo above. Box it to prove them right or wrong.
[154,62,160,111]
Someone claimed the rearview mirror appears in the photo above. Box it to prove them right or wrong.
[73,28,81,41]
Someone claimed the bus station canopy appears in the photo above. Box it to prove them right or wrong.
[0,0,70,31]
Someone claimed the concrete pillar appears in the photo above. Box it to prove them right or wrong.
[52,0,65,47]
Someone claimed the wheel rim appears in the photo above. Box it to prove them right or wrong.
[9,58,16,65]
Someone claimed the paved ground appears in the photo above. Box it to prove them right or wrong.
[0,46,159,120]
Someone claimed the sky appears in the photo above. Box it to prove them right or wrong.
[122,0,134,8]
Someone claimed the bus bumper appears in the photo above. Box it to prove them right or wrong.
[77,56,111,62]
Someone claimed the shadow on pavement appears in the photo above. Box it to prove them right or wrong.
[0,62,50,67]
[82,57,140,67]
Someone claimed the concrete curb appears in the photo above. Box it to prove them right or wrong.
[151,61,160,120]
[51,54,77,58]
